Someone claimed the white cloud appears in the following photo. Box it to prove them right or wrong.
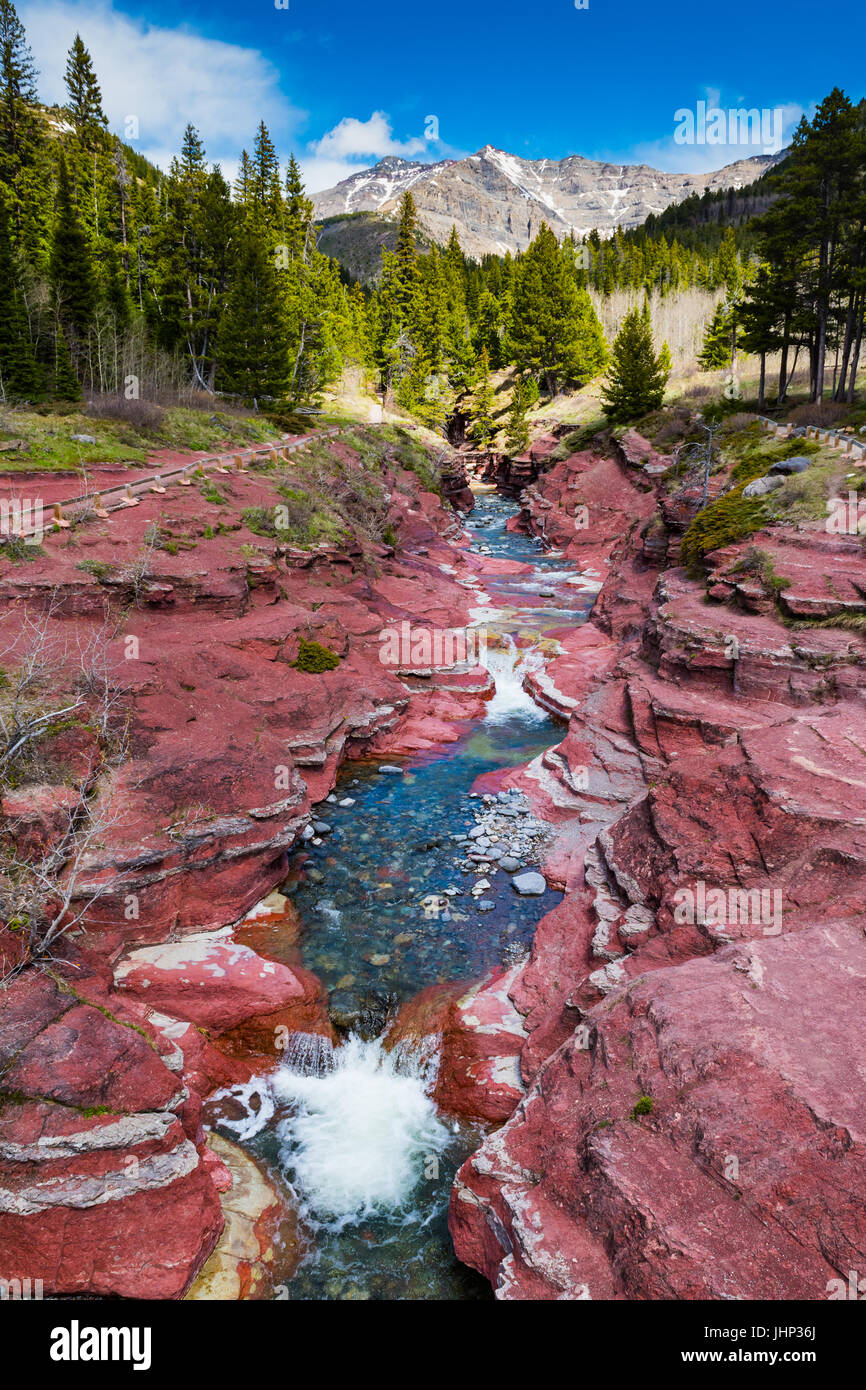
[310,111,428,162]
[603,90,811,174]
[301,111,452,193]
[20,0,305,180]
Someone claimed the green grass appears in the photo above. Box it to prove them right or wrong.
[763,457,849,526]
[0,404,282,472]
[731,545,792,592]
[239,424,442,551]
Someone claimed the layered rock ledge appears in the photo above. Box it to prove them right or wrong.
[448,434,866,1300]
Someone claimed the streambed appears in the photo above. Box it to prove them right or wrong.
[213,488,594,1299]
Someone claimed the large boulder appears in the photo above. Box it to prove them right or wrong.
[114,930,322,1036]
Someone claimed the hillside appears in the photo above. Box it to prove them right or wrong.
[315,210,433,283]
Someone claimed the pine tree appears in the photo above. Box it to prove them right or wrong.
[738,264,784,409]
[698,300,735,369]
[217,221,290,400]
[508,223,607,394]
[0,191,40,398]
[64,34,107,151]
[51,321,81,401]
[250,121,282,232]
[49,151,96,340]
[600,305,669,421]
[235,150,252,205]
[284,153,313,263]
[504,378,530,456]
[469,348,497,449]
[0,0,43,248]
[393,191,422,328]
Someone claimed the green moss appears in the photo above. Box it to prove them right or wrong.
[293,638,340,673]
[681,478,768,565]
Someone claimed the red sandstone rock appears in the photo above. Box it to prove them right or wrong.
[0,1100,223,1298]
[113,931,318,1034]
[447,435,866,1300]
[4,1002,184,1111]
[451,922,866,1300]
[387,966,527,1124]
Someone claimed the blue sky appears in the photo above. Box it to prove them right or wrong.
[20,0,866,191]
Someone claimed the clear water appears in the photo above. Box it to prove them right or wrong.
[213,488,595,1300]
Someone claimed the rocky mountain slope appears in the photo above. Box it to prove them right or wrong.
[313,146,782,258]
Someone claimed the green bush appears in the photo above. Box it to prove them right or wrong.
[293,638,340,673]
[631,1095,654,1118]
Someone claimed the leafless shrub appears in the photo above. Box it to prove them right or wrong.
[0,600,85,777]
[720,411,760,434]
[0,783,125,976]
[118,526,158,605]
[787,401,850,428]
[85,394,165,434]
[680,382,718,406]
[0,599,131,979]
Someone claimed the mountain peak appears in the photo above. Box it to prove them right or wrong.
[313,144,780,258]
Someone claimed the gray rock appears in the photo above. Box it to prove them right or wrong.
[512,871,546,896]
[769,455,812,475]
[377,765,404,774]
[328,989,363,1031]
[477,899,496,912]
[500,856,521,873]
[742,474,785,497]
[70,433,96,444]
[312,820,332,834]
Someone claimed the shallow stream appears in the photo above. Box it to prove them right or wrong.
[215,488,593,1299]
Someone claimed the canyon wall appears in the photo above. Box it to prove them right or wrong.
[448,435,866,1300]
[0,430,491,1298]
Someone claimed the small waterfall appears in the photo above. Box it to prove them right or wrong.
[272,1034,450,1228]
[484,635,546,725]
[282,1030,337,1075]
